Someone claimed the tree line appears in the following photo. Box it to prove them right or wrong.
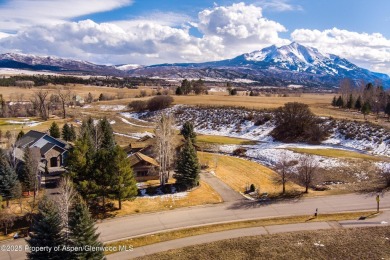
[332,80,390,119]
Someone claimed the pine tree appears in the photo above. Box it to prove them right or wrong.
[180,121,196,144]
[0,149,19,207]
[355,96,362,110]
[16,130,25,141]
[346,94,354,109]
[68,196,105,260]
[331,96,337,107]
[62,123,71,141]
[27,197,67,260]
[361,102,371,119]
[112,146,137,210]
[175,86,183,95]
[49,122,61,138]
[98,117,115,150]
[69,124,77,141]
[336,96,344,108]
[385,102,390,120]
[175,139,200,189]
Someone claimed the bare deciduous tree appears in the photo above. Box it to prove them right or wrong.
[56,176,76,239]
[33,89,50,120]
[274,152,296,194]
[0,208,16,235]
[297,155,319,193]
[154,113,176,186]
[58,87,71,119]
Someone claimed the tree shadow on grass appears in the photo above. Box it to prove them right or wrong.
[227,191,305,210]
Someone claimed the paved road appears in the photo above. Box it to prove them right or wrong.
[1,188,389,260]
[108,210,390,259]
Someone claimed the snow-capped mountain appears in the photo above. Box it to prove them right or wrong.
[1,43,389,88]
[115,64,143,71]
[0,53,122,75]
[130,42,390,88]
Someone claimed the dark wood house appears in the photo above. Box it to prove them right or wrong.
[128,152,159,182]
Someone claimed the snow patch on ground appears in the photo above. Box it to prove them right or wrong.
[114,131,154,140]
[99,105,127,111]
[7,119,42,127]
[120,117,150,128]
[120,112,151,123]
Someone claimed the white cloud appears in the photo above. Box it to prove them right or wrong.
[0,0,133,31]
[291,28,390,74]
[257,0,303,12]
[197,3,289,52]
[0,3,289,65]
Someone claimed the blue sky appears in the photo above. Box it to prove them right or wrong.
[0,0,389,74]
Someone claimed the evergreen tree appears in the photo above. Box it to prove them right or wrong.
[66,135,97,202]
[385,102,390,120]
[331,96,337,107]
[346,94,354,109]
[0,149,19,207]
[27,197,67,260]
[175,139,200,189]
[175,86,183,95]
[68,196,105,260]
[62,123,71,141]
[98,117,115,149]
[361,102,371,119]
[180,121,196,144]
[181,79,192,95]
[355,96,362,110]
[16,130,25,141]
[112,146,137,210]
[49,122,61,138]
[69,124,77,142]
[336,96,344,107]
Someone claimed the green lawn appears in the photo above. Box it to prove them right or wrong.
[197,135,257,145]
[288,148,387,162]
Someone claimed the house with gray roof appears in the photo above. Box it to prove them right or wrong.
[16,130,70,168]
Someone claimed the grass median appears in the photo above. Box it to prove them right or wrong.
[104,210,379,255]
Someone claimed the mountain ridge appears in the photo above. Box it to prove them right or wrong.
[1,43,389,88]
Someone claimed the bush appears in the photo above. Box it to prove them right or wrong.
[128,100,148,112]
[147,95,174,111]
[254,114,272,126]
[250,184,256,192]
[233,147,247,156]
[271,102,329,144]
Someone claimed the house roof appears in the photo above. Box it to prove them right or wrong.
[129,152,159,167]
[129,142,149,149]
[40,143,66,155]
[16,130,46,148]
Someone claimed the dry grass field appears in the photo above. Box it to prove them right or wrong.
[198,152,303,195]
[108,180,222,218]
[288,148,388,162]
[137,225,390,260]
[197,135,257,145]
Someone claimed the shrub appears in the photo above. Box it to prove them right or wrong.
[250,184,256,192]
[147,95,174,111]
[233,147,247,156]
[271,102,329,144]
[128,100,148,112]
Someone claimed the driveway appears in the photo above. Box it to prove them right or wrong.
[200,171,243,202]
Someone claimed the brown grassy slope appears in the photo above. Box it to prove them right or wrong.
[137,226,390,260]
